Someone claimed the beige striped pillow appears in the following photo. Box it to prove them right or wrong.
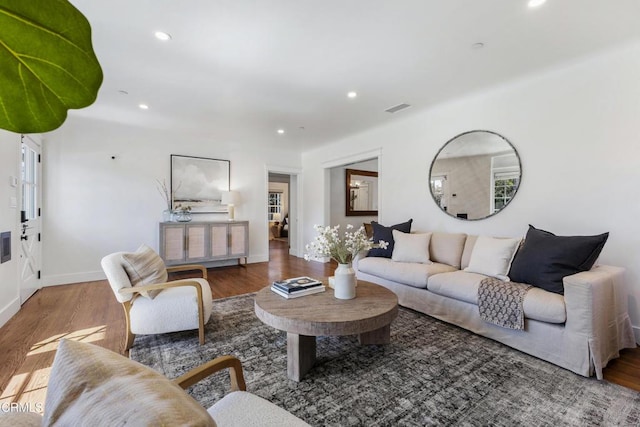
[121,244,168,299]
[44,340,216,426]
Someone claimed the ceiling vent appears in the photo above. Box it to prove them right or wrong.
[385,103,412,114]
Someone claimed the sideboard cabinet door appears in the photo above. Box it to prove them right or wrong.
[185,224,209,263]
[161,224,186,264]
[209,223,230,259]
[229,222,249,258]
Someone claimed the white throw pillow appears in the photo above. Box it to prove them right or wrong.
[391,230,432,264]
[464,235,521,281]
[121,244,168,299]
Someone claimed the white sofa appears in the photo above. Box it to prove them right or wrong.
[355,231,636,379]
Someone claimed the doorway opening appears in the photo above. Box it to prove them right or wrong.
[268,173,290,257]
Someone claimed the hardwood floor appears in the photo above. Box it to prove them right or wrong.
[1,239,638,411]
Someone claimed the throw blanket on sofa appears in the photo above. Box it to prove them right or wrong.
[478,277,533,330]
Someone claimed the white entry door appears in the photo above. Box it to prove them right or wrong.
[19,135,42,303]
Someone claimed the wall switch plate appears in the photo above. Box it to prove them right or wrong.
[9,176,18,187]
[10,197,17,208]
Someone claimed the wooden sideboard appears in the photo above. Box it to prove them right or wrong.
[159,221,249,266]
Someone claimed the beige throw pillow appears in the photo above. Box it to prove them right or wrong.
[391,230,432,264]
[43,340,216,426]
[464,235,521,281]
[121,244,167,299]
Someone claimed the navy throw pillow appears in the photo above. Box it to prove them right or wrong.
[367,219,413,258]
[508,225,609,295]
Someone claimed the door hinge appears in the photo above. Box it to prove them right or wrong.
[38,154,41,163]
[37,270,41,279]
[38,233,41,242]
[38,208,41,217]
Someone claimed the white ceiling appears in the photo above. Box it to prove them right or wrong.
[68,0,640,151]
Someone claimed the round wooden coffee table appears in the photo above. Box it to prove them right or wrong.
[254,281,398,381]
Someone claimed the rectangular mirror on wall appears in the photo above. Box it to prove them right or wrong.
[345,169,378,216]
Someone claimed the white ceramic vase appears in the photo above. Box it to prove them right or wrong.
[334,263,356,299]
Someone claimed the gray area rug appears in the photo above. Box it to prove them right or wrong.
[130,293,640,426]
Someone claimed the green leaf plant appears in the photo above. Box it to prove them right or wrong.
[0,0,103,133]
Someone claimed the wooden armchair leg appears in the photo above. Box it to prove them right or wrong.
[125,329,136,351]
[122,301,136,350]
[196,284,206,346]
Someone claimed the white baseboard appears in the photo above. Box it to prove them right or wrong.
[0,297,20,329]
[41,258,272,287]
[633,325,640,345]
[248,254,268,264]
[43,270,106,287]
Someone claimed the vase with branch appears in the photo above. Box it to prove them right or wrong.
[304,224,387,299]
[156,179,175,221]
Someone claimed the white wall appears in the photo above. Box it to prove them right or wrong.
[41,116,302,286]
[0,131,20,327]
[303,41,640,337]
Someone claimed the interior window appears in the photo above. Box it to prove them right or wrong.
[268,192,282,220]
[493,171,520,213]
[21,144,38,220]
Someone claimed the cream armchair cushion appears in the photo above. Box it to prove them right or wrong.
[129,284,213,335]
[208,391,310,426]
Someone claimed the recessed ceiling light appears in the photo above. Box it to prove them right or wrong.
[528,0,546,8]
[347,91,357,99]
[277,129,285,134]
[154,31,172,41]
[472,42,485,50]
[138,104,149,110]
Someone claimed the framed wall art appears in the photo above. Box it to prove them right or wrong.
[170,155,230,213]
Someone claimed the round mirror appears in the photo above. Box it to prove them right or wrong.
[429,130,521,220]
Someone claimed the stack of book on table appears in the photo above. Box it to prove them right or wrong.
[271,276,325,299]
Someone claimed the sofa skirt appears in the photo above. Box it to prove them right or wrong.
[356,270,635,379]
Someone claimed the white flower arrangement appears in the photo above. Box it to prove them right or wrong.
[304,224,388,264]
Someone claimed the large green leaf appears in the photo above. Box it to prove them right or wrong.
[0,0,103,133]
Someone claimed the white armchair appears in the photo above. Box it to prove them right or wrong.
[101,247,213,349]
[0,340,310,427]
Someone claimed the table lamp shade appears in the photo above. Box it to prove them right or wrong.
[221,191,238,206]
